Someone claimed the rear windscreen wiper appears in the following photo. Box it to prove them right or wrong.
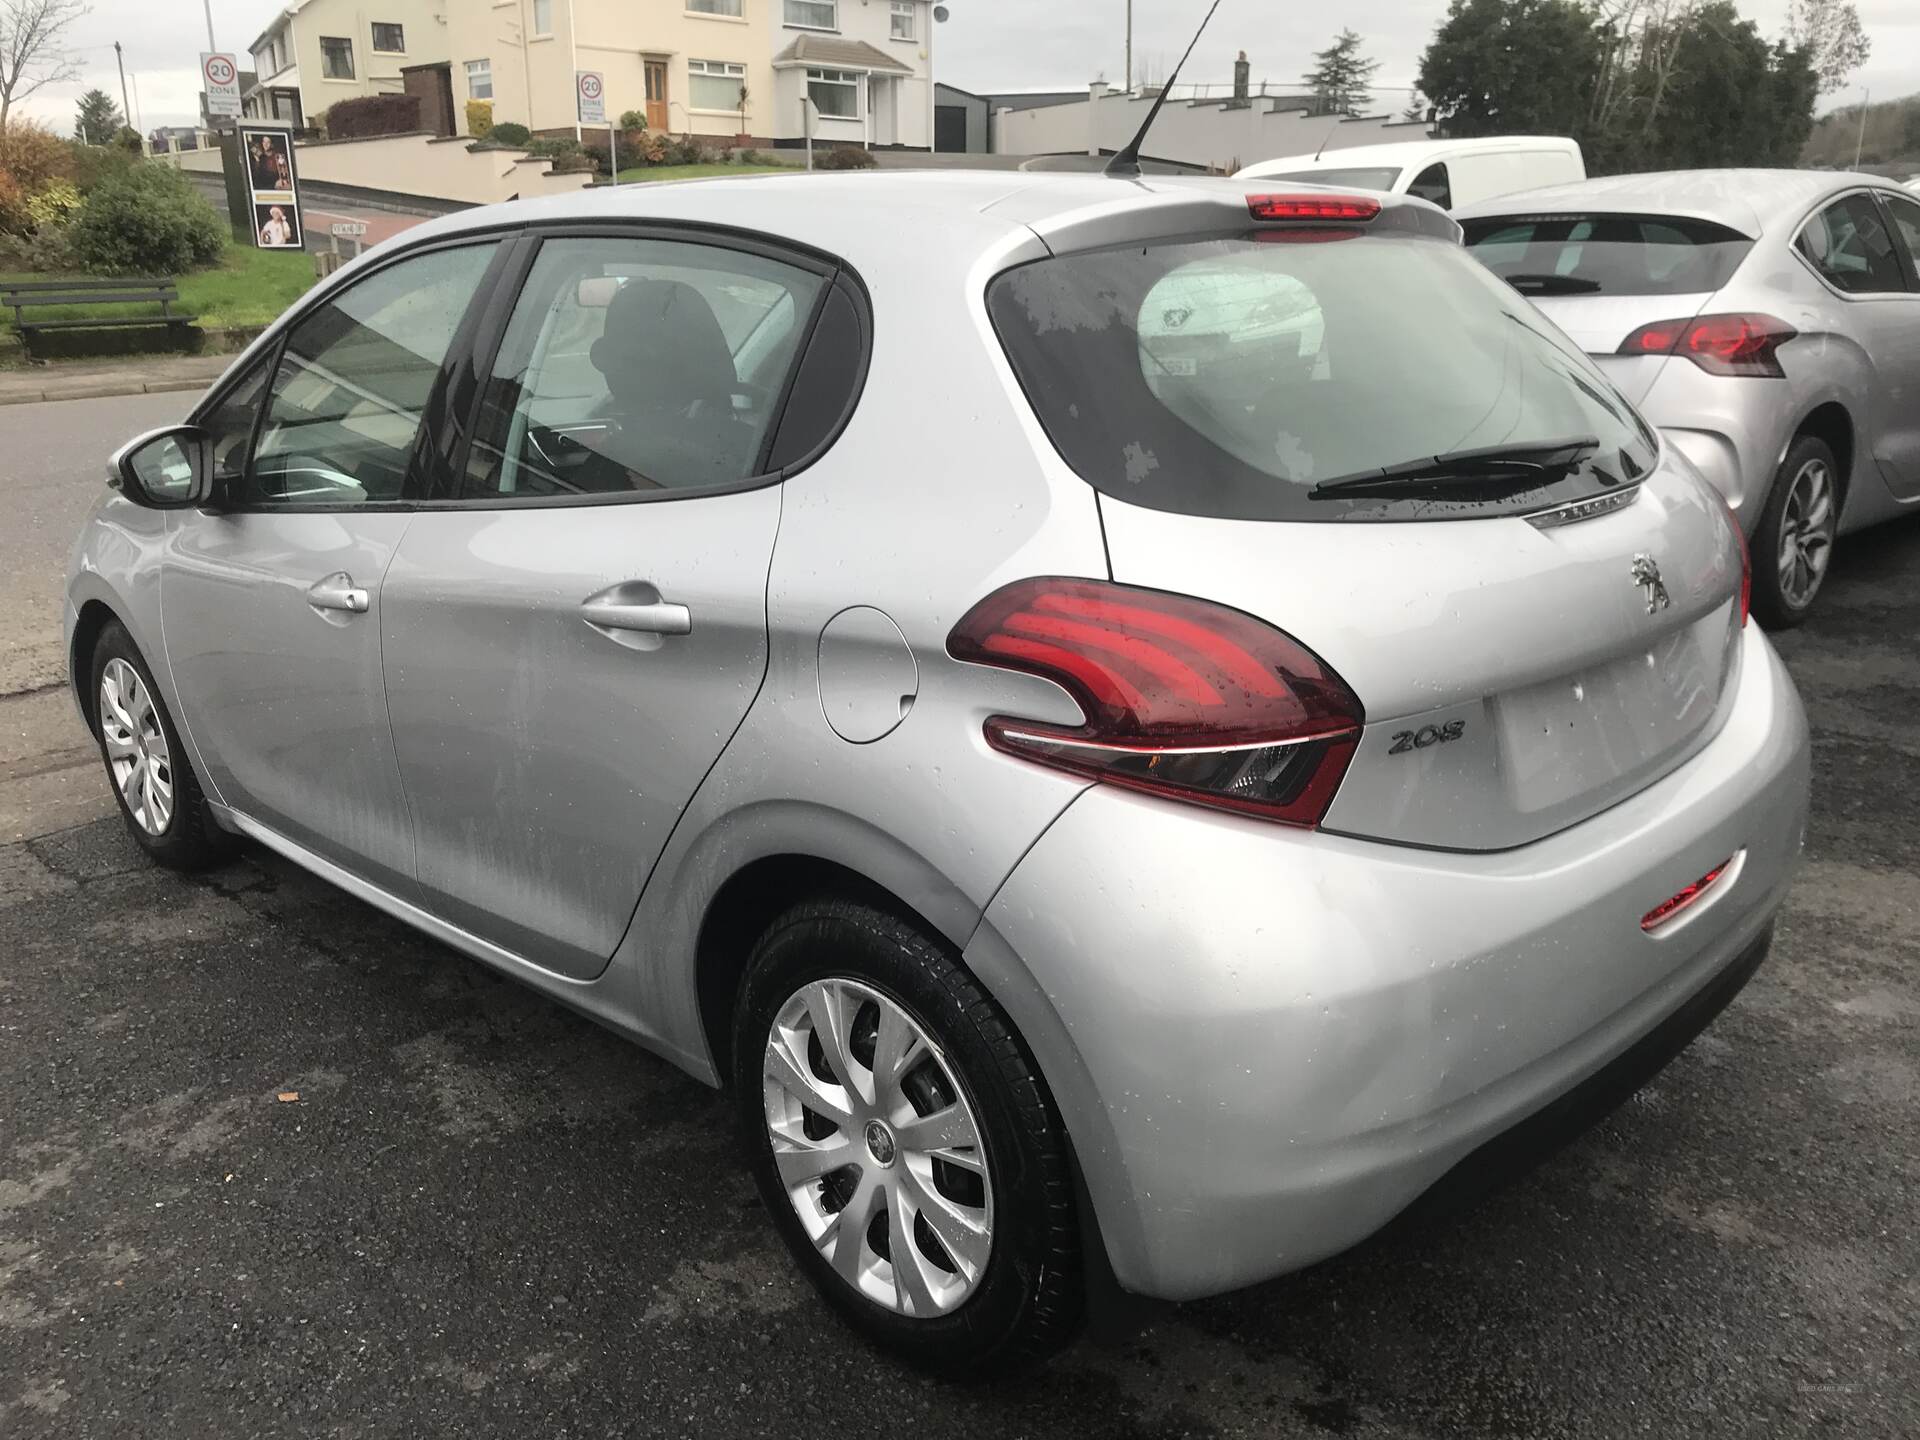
[1499,272,1604,295]
[1310,436,1603,498]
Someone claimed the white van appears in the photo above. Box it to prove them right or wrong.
[1235,136,1585,213]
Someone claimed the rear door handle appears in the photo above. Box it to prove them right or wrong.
[578,597,692,636]
[307,572,370,614]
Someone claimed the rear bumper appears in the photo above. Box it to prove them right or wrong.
[964,624,1809,1301]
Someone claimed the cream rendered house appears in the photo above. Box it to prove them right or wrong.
[245,0,450,127]
[771,0,933,150]
[446,0,775,141]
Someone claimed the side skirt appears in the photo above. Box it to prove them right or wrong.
[209,802,714,1083]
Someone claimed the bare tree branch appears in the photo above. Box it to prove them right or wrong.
[0,0,87,130]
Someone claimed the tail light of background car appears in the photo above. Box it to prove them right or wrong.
[1728,501,1752,627]
[1618,313,1797,378]
[947,578,1364,827]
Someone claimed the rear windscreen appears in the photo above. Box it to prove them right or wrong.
[1460,213,1754,296]
[986,231,1655,523]
[1254,166,1401,192]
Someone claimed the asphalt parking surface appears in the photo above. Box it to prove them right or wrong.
[2,396,1916,1437]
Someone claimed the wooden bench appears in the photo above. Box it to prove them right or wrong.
[1,278,189,357]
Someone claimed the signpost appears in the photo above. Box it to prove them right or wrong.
[577,70,619,185]
[201,52,241,121]
[330,220,368,257]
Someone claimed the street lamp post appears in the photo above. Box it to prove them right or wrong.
[1854,88,1870,170]
[114,42,132,137]
[1125,1,1132,96]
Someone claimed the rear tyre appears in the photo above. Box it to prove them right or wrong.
[1751,434,1839,629]
[88,620,226,871]
[733,899,1083,1374]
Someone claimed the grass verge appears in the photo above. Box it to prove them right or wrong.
[2,240,315,333]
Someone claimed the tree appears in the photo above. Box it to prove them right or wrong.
[73,85,118,144]
[1302,28,1380,117]
[1418,0,1821,173]
[1906,107,1920,157]
[0,0,86,131]
[1401,89,1430,124]
[1419,0,1603,139]
[1783,0,1870,95]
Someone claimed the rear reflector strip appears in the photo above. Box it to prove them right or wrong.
[1641,851,1743,933]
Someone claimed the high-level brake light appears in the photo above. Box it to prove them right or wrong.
[1246,193,1382,223]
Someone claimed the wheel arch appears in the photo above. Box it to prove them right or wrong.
[1793,400,1855,514]
[68,596,121,727]
[693,849,955,1088]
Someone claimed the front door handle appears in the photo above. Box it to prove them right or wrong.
[579,596,692,636]
[307,572,370,614]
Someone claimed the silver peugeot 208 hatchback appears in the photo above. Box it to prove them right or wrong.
[68,172,1809,1373]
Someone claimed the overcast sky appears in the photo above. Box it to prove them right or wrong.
[18,0,1918,133]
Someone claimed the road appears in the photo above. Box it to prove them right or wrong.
[2,392,1916,1437]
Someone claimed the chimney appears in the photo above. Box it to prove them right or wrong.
[1088,79,1108,157]
[1233,51,1250,104]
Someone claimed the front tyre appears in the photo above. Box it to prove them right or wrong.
[1751,435,1839,629]
[734,900,1082,1374]
[89,620,225,870]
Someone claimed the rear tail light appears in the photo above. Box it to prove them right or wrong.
[1641,854,1738,932]
[947,578,1364,826]
[1247,193,1381,222]
[1619,312,1797,378]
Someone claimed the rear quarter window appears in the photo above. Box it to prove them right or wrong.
[1461,214,1754,296]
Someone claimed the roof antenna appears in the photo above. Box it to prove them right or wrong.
[1312,117,1340,161]
[1105,0,1224,178]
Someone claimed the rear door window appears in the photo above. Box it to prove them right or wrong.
[1461,214,1753,296]
[459,235,827,498]
[1796,193,1906,294]
[1882,192,1920,289]
[988,230,1655,523]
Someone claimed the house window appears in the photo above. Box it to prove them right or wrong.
[532,0,552,34]
[465,58,493,100]
[371,22,404,53]
[687,0,743,14]
[689,59,746,111]
[320,36,355,80]
[785,0,837,30]
[890,1,915,40]
[807,68,858,118]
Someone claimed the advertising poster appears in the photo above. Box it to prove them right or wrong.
[240,125,303,250]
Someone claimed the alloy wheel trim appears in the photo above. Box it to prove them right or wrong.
[1777,457,1835,608]
[761,976,994,1319]
[99,658,173,836]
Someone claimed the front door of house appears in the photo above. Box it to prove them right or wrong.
[644,59,668,131]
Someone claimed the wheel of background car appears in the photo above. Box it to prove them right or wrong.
[733,899,1083,1374]
[88,620,227,870]
[1751,434,1839,629]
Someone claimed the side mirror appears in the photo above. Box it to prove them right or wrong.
[109,426,209,509]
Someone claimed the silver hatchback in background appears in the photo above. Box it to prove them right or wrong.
[68,173,1809,1372]
[1458,170,1920,625]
